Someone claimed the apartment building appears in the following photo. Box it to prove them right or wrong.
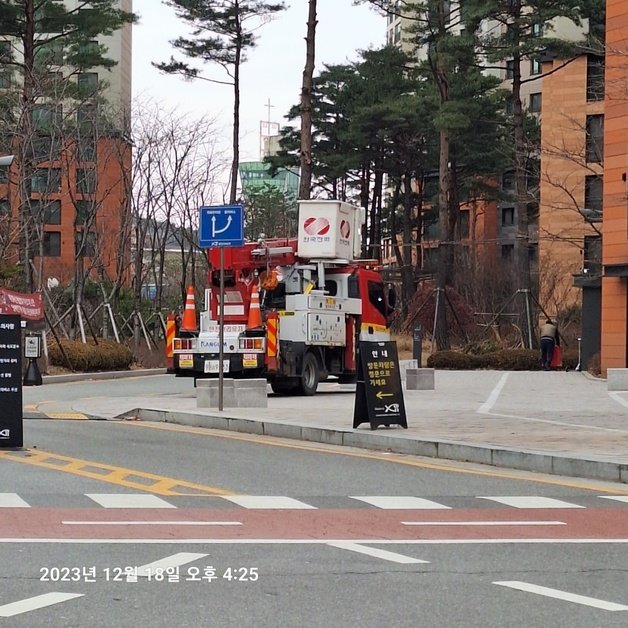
[600,0,628,372]
[0,0,133,287]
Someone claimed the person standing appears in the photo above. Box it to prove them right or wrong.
[540,319,560,370]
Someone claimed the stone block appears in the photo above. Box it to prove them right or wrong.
[406,368,435,390]
[234,378,268,408]
[196,378,236,408]
[607,368,628,391]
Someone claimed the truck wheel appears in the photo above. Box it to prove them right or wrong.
[297,352,319,396]
[270,379,298,395]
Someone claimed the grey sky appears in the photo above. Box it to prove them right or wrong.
[132,1,384,163]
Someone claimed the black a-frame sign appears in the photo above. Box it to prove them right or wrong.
[353,340,407,430]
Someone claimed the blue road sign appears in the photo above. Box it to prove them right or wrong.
[199,205,244,247]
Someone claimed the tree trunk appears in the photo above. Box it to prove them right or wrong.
[435,126,451,351]
[298,0,317,200]
[230,17,242,205]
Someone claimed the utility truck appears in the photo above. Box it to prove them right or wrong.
[172,200,392,395]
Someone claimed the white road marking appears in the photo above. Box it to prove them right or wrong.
[327,542,428,564]
[136,552,208,577]
[85,494,176,509]
[494,581,628,611]
[608,391,628,410]
[349,496,451,509]
[222,496,317,509]
[0,493,30,508]
[62,521,242,526]
[599,496,628,504]
[478,496,585,509]
[477,373,509,413]
[401,520,566,526]
[3,538,628,545]
[0,593,84,618]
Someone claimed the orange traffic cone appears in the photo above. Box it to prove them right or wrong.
[180,285,198,332]
[247,284,262,329]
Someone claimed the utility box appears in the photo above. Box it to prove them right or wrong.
[297,200,363,261]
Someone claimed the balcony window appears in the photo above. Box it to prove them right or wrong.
[43,231,61,256]
[583,235,601,275]
[32,104,62,131]
[501,244,514,260]
[75,200,93,225]
[75,230,96,258]
[0,165,8,183]
[505,60,514,80]
[76,168,96,195]
[585,115,604,163]
[458,210,469,239]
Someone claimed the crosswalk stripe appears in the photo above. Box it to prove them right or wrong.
[477,496,585,509]
[136,552,208,577]
[599,496,628,504]
[0,593,84,618]
[349,496,451,510]
[0,493,30,508]
[222,496,317,509]
[85,494,176,509]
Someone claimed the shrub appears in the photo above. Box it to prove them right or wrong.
[48,338,134,372]
[428,347,579,371]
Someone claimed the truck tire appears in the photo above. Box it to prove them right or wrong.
[270,379,298,395]
[297,351,319,396]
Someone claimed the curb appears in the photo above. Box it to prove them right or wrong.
[122,407,628,485]
[42,368,167,384]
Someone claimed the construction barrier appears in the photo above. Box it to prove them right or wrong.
[166,312,176,373]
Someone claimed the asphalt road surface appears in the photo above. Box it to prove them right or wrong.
[2,381,628,627]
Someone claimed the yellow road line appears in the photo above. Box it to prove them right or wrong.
[0,450,235,497]
[43,413,89,420]
[118,421,628,496]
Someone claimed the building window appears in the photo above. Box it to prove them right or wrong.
[585,115,604,163]
[30,168,61,193]
[529,92,542,113]
[0,198,10,215]
[77,139,96,163]
[501,207,515,227]
[583,235,601,275]
[77,104,97,127]
[34,200,61,225]
[530,58,542,76]
[501,244,514,259]
[458,210,469,239]
[505,60,514,80]
[32,104,62,131]
[0,40,13,62]
[532,23,543,37]
[0,71,12,88]
[43,231,61,256]
[0,165,8,183]
[35,40,64,64]
[77,72,98,93]
[586,55,605,102]
[74,200,93,225]
[75,230,96,258]
[394,22,401,44]
[76,168,96,195]
[584,175,603,213]
[79,40,99,56]
[502,171,515,192]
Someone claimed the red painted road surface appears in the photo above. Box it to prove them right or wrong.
[1,508,628,540]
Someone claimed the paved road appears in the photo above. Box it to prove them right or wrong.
[2,417,628,626]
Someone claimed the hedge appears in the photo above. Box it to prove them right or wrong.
[427,348,579,371]
[48,338,134,372]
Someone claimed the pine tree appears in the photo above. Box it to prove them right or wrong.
[156,0,286,204]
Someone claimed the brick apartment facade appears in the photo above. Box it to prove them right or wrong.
[600,0,628,371]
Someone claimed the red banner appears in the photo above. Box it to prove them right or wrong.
[0,288,44,321]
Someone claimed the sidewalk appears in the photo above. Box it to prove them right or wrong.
[67,369,628,485]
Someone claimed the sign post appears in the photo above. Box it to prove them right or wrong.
[353,340,407,430]
[199,205,245,411]
[0,314,23,448]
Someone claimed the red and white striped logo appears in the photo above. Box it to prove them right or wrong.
[340,220,350,239]
[303,217,330,236]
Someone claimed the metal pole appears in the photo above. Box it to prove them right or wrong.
[219,246,225,412]
[524,289,533,349]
